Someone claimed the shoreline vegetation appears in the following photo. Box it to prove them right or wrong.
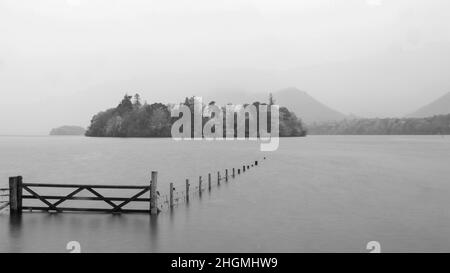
[308,114,450,135]
[85,94,307,138]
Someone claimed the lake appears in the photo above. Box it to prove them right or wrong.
[1,135,450,252]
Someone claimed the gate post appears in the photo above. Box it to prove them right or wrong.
[9,176,22,214]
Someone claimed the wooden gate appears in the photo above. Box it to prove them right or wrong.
[8,172,159,214]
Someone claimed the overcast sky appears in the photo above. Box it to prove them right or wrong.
[1,0,450,134]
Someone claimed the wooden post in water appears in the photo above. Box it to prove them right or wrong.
[185,179,190,202]
[9,176,23,214]
[225,169,228,182]
[208,173,211,191]
[169,182,174,208]
[199,176,202,194]
[217,171,221,185]
[150,171,158,215]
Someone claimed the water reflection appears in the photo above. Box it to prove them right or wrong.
[149,214,159,251]
[8,213,23,252]
[9,213,22,238]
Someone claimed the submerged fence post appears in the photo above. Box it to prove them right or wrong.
[169,182,174,208]
[225,169,228,182]
[9,176,23,214]
[208,173,211,191]
[199,176,202,194]
[150,171,158,215]
[185,179,190,202]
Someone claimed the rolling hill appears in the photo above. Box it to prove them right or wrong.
[50,125,86,136]
[407,92,450,118]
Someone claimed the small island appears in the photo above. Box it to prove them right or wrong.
[86,94,307,137]
[50,125,86,136]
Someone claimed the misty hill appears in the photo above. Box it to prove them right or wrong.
[201,87,347,124]
[273,88,347,124]
[407,92,450,118]
[50,126,86,136]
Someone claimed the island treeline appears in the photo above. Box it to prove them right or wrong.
[85,94,307,137]
[308,114,450,135]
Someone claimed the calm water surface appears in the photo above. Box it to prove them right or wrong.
[1,136,450,252]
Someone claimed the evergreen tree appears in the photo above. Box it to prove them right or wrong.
[269,93,275,106]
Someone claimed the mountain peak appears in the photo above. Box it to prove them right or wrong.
[273,87,346,124]
[277,87,308,95]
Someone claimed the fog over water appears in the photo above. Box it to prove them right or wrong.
[1,0,450,134]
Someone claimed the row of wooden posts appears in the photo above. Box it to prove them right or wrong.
[4,158,264,215]
[169,159,260,208]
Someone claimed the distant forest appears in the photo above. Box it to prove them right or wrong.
[85,94,307,137]
[308,114,450,135]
